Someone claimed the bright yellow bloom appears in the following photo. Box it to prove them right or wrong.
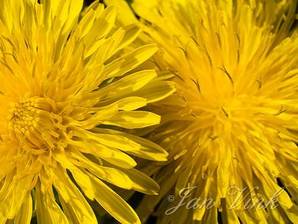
[0,1,175,223]
[107,0,298,223]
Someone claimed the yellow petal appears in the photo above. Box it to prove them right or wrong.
[118,25,141,49]
[0,174,33,220]
[42,0,83,34]
[70,131,137,169]
[14,193,32,224]
[68,167,96,200]
[84,132,140,152]
[91,175,141,224]
[131,0,160,23]
[103,111,160,129]
[93,128,168,161]
[36,186,69,224]
[70,151,133,190]
[133,80,176,103]
[53,168,97,224]
[102,46,158,79]
[122,168,160,195]
[96,69,158,104]
[115,96,147,111]
[104,0,138,25]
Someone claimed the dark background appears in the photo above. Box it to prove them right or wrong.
[85,0,97,5]
[84,0,110,6]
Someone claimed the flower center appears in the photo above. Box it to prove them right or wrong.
[8,97,66,153]
[9,99,40,135]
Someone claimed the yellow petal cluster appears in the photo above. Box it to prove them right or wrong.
[0,1,175,224]
[107,0,298,223]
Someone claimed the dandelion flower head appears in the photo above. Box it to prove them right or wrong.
[0,1,175,223]
[108,0,298,223]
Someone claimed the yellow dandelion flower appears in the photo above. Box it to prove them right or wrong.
[107,0,298,223]
[0,1,175,223]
